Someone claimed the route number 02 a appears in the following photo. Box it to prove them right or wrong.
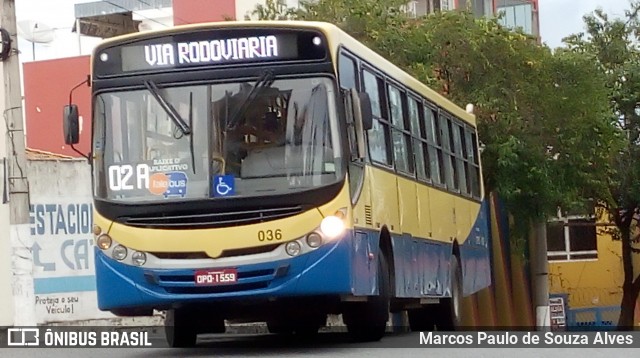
[258,229,283,242]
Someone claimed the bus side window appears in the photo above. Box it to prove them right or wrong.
[452,122,468,195]
[467,130,481,198]
[408,96,428,181]
[362,69,390,165]
[338,52,358,90]
[387,84,412,174]
[439,113,457,190]
[424,105,444,185]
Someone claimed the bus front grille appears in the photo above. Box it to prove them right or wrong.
[149,243,280,260]
[119,206,303,229]
[163,282,270,294]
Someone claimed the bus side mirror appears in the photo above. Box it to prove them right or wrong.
[63,104,80,145]
[349,89,372,160]
[356,92,373,131]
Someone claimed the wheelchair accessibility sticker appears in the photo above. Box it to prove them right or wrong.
[213,175,235,197]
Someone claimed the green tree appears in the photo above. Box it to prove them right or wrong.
[245,0,298,20]
[296,0,409,48]
[564,3,640,329]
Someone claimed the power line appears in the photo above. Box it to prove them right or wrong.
[134,0,201,25]
[101,0,170,28]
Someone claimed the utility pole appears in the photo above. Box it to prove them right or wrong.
[530,221,551,330]
[1,0,36,326]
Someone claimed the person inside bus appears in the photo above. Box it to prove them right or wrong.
[222,108,280,176]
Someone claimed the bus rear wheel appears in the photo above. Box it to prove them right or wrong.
[407,255,462,331]
[437,255,463,330]
[343,252,390,342]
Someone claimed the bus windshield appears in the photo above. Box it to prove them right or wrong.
[93,77,343,202]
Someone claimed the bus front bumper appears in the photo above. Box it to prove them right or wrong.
[95,233,354,311]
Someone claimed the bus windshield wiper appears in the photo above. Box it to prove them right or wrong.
[144,80,192,135]
[226,70,275,131]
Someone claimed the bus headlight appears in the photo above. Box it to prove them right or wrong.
[97,234,112,250]
[131,251,146,266]
[306,232,323,248]
[285,241,301,257]
[112,245,127,261]
[320,215,345,239]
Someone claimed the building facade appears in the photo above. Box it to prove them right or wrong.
[546,208,640,329]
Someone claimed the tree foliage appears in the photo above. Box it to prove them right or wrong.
[245,0,298,20]
[563,3,640,329]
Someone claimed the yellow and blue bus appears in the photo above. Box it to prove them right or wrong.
[63,20,490,346]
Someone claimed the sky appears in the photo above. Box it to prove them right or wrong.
[539,0,632,48]
[9,0,639,61]
[15,0,103,62]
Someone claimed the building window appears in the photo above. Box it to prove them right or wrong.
[497,2,534,35]
[547,213,598,261]
[440,0,454,11]
[405,1,418,18]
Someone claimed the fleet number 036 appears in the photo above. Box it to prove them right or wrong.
[258,229,282,241]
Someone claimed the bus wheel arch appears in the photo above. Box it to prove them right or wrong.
[440,241,463,330]
[378,226,395,297]
[342,226,393,342]
[451,239,461,263]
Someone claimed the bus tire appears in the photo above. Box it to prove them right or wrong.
[436,255,463,330]
[343,252,389,342]
[164,308,197,348]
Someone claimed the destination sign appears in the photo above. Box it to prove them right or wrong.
[93,29,327,77]
[142,35,280,68]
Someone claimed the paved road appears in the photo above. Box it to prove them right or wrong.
[0,331,636,358]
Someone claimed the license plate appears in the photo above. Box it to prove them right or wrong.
[194,268,238,286]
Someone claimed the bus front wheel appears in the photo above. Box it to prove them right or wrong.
[164,308,198,348]
[343,252,390,342]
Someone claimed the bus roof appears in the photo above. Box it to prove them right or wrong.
[94,20,475,125]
